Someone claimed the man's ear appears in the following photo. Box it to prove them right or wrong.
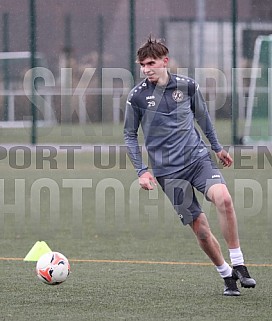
[163,56,169,67]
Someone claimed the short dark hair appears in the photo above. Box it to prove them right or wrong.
[136,35,169,62]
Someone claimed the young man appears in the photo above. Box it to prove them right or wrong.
[123,36,256,296]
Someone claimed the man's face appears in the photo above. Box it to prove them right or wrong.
[139,56,168,83]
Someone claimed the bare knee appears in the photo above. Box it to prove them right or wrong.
[208,184,234,213]
[191,213,212,241]
[217,192,233,212]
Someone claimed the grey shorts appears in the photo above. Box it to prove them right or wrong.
[156,153,226,225]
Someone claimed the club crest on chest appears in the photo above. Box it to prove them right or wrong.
[172,90,184,102]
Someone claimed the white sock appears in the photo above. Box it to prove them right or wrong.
[229,247,244,267]
[216,261,232,278]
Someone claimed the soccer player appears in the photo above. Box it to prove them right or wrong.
[123,36,256,296]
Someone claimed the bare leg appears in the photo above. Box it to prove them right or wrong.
[190,212,225,266]
[205,184,256,288]
[206,184,240,249]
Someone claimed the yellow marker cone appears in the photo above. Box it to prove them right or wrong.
[24,241,52,262]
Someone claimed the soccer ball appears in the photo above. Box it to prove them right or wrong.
[36,251,70,285]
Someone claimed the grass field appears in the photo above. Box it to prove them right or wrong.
[0,123,271,321]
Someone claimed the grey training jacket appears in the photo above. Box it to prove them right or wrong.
[124,73,222,177]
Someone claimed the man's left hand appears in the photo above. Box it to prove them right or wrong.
[216,149,233,167]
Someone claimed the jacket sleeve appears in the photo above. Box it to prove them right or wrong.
[123,98,148,176]
[190,83,222,153]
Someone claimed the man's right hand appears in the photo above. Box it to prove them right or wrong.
[139,172,157,190]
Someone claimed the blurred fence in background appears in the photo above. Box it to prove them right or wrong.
[0,0,271,142]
